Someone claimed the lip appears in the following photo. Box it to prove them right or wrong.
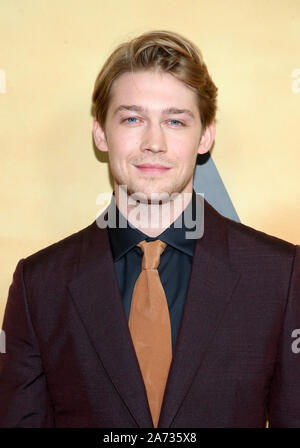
[134,164,171,174]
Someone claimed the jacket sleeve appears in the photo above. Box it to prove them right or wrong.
[268,244,300,427]
[0,259,55,427]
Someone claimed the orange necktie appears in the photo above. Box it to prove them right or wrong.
[128,239,172,428]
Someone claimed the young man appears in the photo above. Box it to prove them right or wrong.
[0,30,299,428]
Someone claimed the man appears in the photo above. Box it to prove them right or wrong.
[0,30,299,428]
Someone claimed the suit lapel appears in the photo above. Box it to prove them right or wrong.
[68,218,153,428]
[68,197,240,428]
[158,198,241,427]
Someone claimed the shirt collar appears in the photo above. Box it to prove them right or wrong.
[107,189,200,262]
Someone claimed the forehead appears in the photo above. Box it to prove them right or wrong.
[108,70,198,112]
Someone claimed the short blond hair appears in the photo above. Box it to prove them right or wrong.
[92,30,218,131]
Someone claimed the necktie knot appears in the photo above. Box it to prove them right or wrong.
[137,239,167,270]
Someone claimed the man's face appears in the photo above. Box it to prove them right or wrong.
[93,70,215,202]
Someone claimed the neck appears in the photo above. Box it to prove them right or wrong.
[114,185,194,237]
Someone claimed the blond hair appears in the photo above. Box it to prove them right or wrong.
[92,30,217,131]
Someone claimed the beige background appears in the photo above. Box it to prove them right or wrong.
[1,0,299,324]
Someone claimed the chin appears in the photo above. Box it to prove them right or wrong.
[128,185,181,205]
[115,177,189,203]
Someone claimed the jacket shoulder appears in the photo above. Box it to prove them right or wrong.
[205,199,297,258]
[22,221,98,273]
[225,212,296,258]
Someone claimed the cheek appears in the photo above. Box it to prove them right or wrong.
[108,131,138,157]
[172,143,197,166]
[169,133,196,154]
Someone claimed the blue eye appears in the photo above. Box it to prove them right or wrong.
[124,117,138,123]
[122,117,184,126]
[169,120,183,126]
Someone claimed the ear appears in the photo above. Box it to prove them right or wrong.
[197,121,216,155]
[93,119,108,152]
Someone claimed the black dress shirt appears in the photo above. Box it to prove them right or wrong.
[107,189,200,352]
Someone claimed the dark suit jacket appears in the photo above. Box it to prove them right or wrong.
[0,198,299,428]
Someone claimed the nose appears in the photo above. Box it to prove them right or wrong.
[140,121,167,153]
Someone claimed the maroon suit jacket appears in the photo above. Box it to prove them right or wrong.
[0,198,299,427]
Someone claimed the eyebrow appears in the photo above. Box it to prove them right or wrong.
[113,105,195,119]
